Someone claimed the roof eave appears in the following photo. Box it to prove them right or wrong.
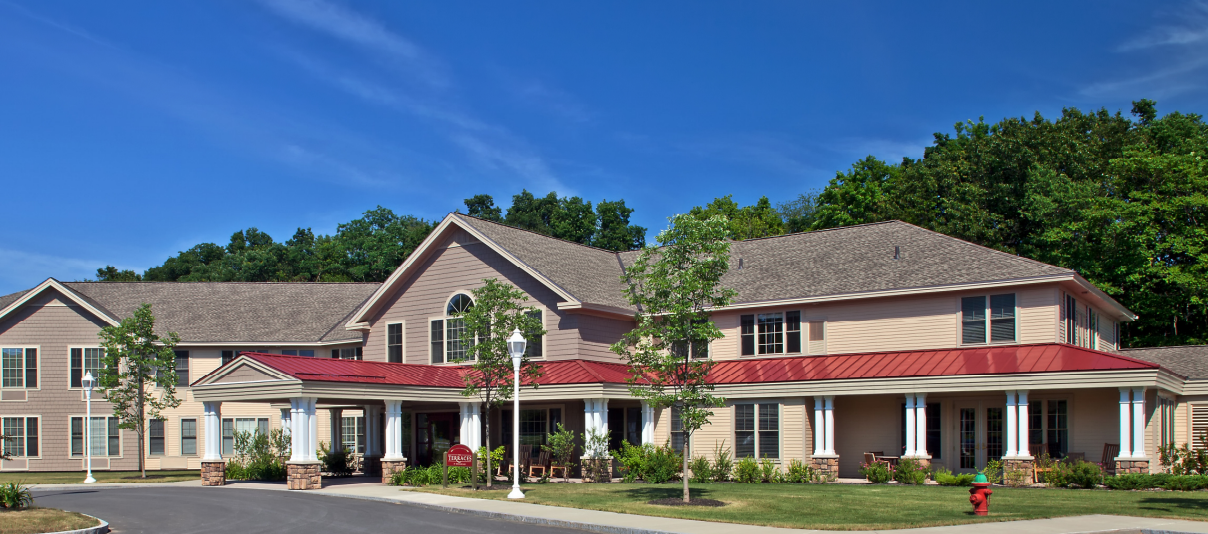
[1071,274,1138,321]
[0,278,120,327]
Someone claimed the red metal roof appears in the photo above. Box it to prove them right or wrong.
[225,343,1156,389]
[706,343,1158,384]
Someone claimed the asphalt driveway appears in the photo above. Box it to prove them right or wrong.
[33,486,584,534]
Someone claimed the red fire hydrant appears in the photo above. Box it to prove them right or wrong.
[969,473,992,516]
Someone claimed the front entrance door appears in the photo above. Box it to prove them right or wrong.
[953,402,1005,473]
[415,412,459,467]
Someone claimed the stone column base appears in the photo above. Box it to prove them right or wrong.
[287,462,323,490]
[200,461,226,486]
[902,456,931,468]
[808,455,839,481]
[381,459,407,484]
[580,457,611,483]
[1003,457,1035,486]
[1116,458,1150,474]
[362,456,382,477]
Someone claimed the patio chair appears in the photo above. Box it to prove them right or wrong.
[1102,443,1120,475]
[863,451,888,466]
[1065,452,1086,463]
[529,450,552,478]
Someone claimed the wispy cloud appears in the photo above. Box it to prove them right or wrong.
[499,73,593,124]
[1082,1,1208,99]
[1118,1,1208,50]
[256,0,448,88]
[451,134,568,193]
[0,248,108,288]
[675,134,824,176]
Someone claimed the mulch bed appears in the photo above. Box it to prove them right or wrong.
[121,475,169,480]
[646,498,726,507]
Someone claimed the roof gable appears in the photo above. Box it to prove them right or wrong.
[0,278,119,327]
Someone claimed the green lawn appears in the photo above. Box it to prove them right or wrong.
[0,470,197,484]
[417,483,1208,530]
[0,508,100,534]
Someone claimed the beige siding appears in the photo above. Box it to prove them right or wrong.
[692,405,731,460]
[577,315,635,362]
[364,231,586,364]
[834,395,901,478]
[1069,388,1119,465]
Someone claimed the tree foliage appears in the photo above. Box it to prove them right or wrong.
[96,303,181,478]
[688,195,784,239]
[465,191,647,251]
[457,278,546,487]
[611,214,735,502]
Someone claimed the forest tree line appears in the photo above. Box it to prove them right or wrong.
[96,100,1206,347]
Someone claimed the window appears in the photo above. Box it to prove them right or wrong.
[741,311,806,356]
[900,403,942,459]
[149,419,165,455]
[1088,308,1099,350]
[1160,397,1176,447]
[174,351,189,387]
[181,418,197,456]
[1028,399,1069,458]
[280,350,315,357]
[670,406,687,454]
[221,350,243,365]
[399,410,412,460]
[1,417,37,457]
[70,348,104,389]
[525,310,543,358]
[222,417,269,455]
[331,347,363,360]
[387,323,404,363]
[735,403,779,459]
[431,293,475,363]
[71,416,119,456]
[502,408,561,455]
[342,416,365,453]
[2,348,36,388]
[961,294,1016,344]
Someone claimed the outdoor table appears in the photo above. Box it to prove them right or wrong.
[876,455,900,467]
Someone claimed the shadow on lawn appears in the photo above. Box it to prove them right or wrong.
[1137,496,1208,512]
[618,486,718,502]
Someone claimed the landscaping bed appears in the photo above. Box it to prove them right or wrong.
[0,508,100,534]
[416,483,1208,530]
[0,471,197,484]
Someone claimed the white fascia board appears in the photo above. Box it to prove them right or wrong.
[1071,274,1138,321]
[556,302,635,319]
[177,340,363,347]
[0,278,120,327]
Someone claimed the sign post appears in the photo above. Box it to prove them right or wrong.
[446,444,474,490]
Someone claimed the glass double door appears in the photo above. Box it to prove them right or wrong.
[416,412,458,467]
[953,402,1005,473]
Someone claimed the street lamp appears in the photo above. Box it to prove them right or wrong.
[506,328,527,500]
[82,371,96,484]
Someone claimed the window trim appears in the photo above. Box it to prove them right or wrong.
[148,418,166,456]
[386,321,406,363]
[731,401,782,461]
[428,290,478,365]
[525,307,547,360]
[180,417,198,457]
[739,310,814,357]
[0,415,41,460]
[69,414,123,458]
[499,403,566,455]
[1,345,40,391]
[1024,395,1075,459]
[958,293,1019,346]
[221,417,270,457]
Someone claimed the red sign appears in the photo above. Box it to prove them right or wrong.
[446,444,474,467]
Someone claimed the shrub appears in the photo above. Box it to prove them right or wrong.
[0,481,33,509]
[226,429,288,481]
[711,441,733,482]
[859,461,891,484]
[1066,461,1103,489]
[582,428,612,482]
[1159,432,1208,475]
[980,459,1003,484]
[785,459,813,483]
[542,423,577,482]
[318,443,352,477]
[759,458,780,483]
[689,456,713,483]
[1104,473,1160,490]
[933,466,975,486]
[613,440,682,483]
[1162,474,1208,491]
[893,458,928,485]
[735,456,760,483]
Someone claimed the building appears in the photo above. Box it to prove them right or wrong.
[2,213,1205,486]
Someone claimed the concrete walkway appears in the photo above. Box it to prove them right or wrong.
[30,478,1208,534]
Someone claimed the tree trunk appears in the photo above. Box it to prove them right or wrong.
[682,433,690,503]
[485,408,492,488]
[138,374,146,478]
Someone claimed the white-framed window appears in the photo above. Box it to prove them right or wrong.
[740,311,809,356]
[1159,397,1177,447]
[331,347,363,360]
[671,406,687,454]
[734,403,780,460]
[222,417,269,455]
[156,351,190,388]
[149,419,165,455]
[342,416,365,453]
[71,416,120,457]
[280,350,315,357]
[221,350,247,365]
[387,322,404,363]
[70,347,103,389]
[430,293,476,364]
[1027,399,1069,459]
[1,416,38,458]
[524,310,544,359]
[180,418,198,456]
[2,347,37,389]
[961,294,1017,345]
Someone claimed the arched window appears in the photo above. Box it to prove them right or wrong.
[431,293,474,363]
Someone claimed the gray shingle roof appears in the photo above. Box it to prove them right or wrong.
[1122,345,1208,379]
[456,216,1073,309]
[59,282,379,343]
[0,290,30,311]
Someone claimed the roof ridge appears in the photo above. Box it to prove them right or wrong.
[573,359,610,382]
[1122,344,1208,350]
[65,281,382,286]
[888,221,1074,274]
[735,220,902,243]
[454,213,626,256]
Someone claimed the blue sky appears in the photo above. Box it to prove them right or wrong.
[2,0,1207,295]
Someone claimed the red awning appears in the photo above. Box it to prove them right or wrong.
[230,343,1157,388]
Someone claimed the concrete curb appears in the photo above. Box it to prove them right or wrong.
[46,512,109,534]
[302,489,690,534]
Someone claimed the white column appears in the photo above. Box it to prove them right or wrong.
[600,399,609,438]
[915,393,928,457]
[288,398,303,462]
[813,396,825,456]
[1132,387,1146,458]
[1018,391,1030,457]
[331,408,344,453]
[384,401,397,460]
[904,393,916,457]
[584,399,597,438]
[823,396,836,455]
[280,408,292,437]
[203,401,222,461]
[306,398,319,461]
[1119,387,1132,458]
[641,401,655,445]
[459,402,471,447]
[1005,390,1018,457]
[472,403,483,450]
